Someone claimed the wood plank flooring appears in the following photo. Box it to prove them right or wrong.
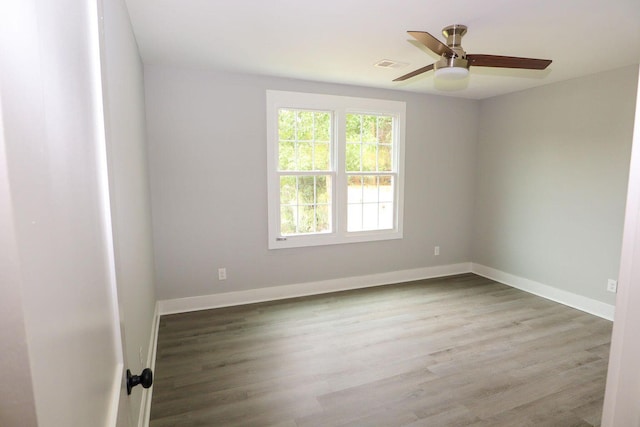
[149,273,612,426]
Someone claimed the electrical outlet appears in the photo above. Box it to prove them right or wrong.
[434,246,440,256]
[607,279,617,293]
[218,267,227,281]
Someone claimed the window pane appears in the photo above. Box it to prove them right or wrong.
[346,113,394,173]
[280,176,296,202]
[362,175,378,203]
[378,116,393,144]
[278,109,295,141]
[297,111,314,141]
[362,115,377,143]
[297,205,315,233]
[362,204,378,230]
[378,144,392,171]
[315,112,331,142]
[346,174,395,232]
[379,202,393,230]
[278,141,295,170]
[362,144,377,172]
[298,176,315,204]
[315,142,330,171]
[347,203,362,232]
[316,204,330,232]
[316,175,329,203]
[346,114,361,143]
[276,107,334,236]
[279,175,332,235]
[379,175,394,202]
[346,143,361,172]
[347,175,363,203]
[280,206,296,235]
[298,142,313,171]
[278,109,332,172]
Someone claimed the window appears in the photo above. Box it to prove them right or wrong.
[267,90,405,249]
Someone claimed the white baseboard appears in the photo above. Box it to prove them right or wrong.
[472,263,615,320]
[157,262,473,315]
[138,303,160,427]
[156,263,615,320]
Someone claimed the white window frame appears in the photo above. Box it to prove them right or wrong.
[266,90,405,249]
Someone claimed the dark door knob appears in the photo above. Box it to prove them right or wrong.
[126,368,153,395]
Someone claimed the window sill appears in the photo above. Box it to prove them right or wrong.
[268,230,403,250]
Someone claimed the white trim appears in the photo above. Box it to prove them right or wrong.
[138,303,160,427]
[156,263,616,319]
[92,1,127,425]
[106,362,124,427]
[266,90,406,249]
[471,263,615,320]
[158,263,472,315]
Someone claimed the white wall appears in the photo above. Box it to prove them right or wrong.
[101,0,156,424]
[144,66,479,300]
[473,66,638,305]
[0,105,38,426]
[602,65,640,427]
[0,0,126,425]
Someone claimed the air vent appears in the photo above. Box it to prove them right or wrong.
[374,59,407,69]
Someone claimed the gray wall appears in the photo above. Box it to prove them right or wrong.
[473,66,639,304]
[144,66,479,300]
[144,63,638,308]
[102,0,157,423]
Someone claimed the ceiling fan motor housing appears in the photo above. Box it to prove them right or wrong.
[442,24,467,49]
[435,24,468,71]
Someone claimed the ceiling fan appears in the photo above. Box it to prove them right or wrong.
[394,25,552,81]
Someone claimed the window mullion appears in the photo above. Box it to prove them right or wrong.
[334,109,347,237]
[313,176,317,232]
[294,175,300,234]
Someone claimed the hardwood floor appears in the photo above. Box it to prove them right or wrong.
[150,274,612,426]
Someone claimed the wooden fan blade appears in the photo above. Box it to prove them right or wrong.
[408,31,455,57]
[392,64,435,82]
[467,54,552,70]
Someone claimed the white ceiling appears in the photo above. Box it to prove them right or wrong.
[125,0,640,100]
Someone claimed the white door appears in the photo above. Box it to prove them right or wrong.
[0,0,134,425]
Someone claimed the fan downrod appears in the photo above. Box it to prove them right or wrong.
[442,25,467,51]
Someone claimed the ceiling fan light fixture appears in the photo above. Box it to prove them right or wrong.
[434,66,469,80]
